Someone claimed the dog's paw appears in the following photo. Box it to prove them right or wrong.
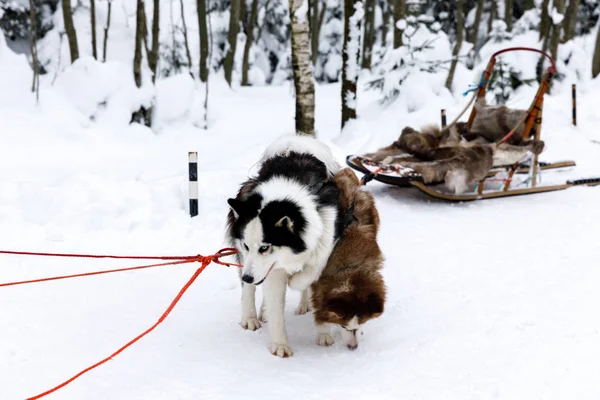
[295,302,309,315]
[240,316,261,331]
[317,333,334,347]
[269,343,293,358]
[258,307,268,323]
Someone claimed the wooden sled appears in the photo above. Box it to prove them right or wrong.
[347,47,598,202]
[347,154,600,201]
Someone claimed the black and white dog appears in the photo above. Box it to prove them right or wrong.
[226,135,343,357]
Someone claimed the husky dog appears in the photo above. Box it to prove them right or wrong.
[226,135,343,358]
[310,168,386,350]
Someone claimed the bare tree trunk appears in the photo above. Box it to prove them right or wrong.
[361,0,375,69]
[524,0,535,10]
[241,0,259,85]
[547,0,565,93]
[132,0,148,125]
[149,0,160,83]
[504,0,513,32]
[341,0,363,129]
[549,0,565,62]
[62,0,79,63]
[311,0,320,65]
[224,0,241,85]
[204,3,214,129]
[179,0,193,75]
[255,0,272,43]
[562,0,579,43]
[197,0,209,82]
[90,0,97,59]
[103,0,112,61]
[487,0,496,35]
[240,0,247,31]
[393,0,405,48]
[539,0,551,41]
[445,0,463,91]
[470,0,484,51]
[381,0,389,47]
[29,0,40,102]
[289,0,316,135]
[593,22,600,78]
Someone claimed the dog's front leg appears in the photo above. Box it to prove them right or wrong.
[288,263,319,292]
[240,281,261,331]
[316,322,334,346]
[294,287,311,315]
[263,269,293,358]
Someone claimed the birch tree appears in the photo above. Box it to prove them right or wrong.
[62,0,79,62]
[289,0,316,135]
[341,0,364,128]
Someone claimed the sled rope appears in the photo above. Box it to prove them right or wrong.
[0,248,240,399]
[463,72,489,97]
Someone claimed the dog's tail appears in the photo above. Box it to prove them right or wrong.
[259,134,342,177]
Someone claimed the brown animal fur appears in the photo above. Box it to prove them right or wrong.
[311,168,386,345]
[363,122,545,193]
[469,97,528,144]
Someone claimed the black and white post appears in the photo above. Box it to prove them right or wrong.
[189,152,198,217]
[572,84,577,126]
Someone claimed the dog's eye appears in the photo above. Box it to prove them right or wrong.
[258,245,271,254]
[243,243,249,251]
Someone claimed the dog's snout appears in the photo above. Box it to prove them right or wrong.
[241,274,254,284]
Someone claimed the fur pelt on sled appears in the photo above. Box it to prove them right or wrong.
[364,123,544,194]
[467,97,528,144]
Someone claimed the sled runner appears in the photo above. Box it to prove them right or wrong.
[347,47,599,202]
[347,154,600,201]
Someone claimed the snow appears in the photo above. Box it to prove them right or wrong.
[550,7,565,25]
[3,6,600,400]
[345,1,365,85]
[395,18,407,30]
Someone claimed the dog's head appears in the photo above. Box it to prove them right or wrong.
[228,194,308,285]
[312,270,386,350]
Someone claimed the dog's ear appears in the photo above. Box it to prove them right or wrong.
[275,216,294,232]
[227,198,245,218]
[367,292,384,318]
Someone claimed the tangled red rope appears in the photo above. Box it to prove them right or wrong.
[0,248,240,399]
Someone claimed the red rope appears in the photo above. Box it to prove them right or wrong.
[0,247,241,398]
[26,258,212,400]
[0,259,192,288]
[0,249,201,261]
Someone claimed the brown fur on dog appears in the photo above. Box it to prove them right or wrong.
[311,168,386,347]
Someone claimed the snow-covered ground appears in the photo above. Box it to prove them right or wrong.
[3,40,600,400]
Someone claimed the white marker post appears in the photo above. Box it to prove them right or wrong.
[189,152,198,217]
